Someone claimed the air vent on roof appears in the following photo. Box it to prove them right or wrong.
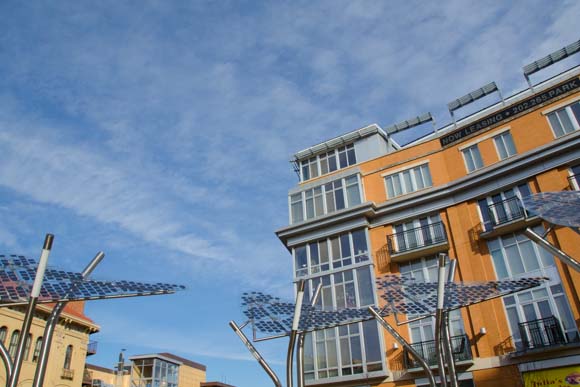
[523,39,580,90]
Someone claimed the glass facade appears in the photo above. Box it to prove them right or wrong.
[131,358,179,387]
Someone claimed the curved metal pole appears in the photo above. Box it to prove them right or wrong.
[524,227,580,272]
[287,280,305,387]
[434,254,448,387]
[9,234,53,387]
[369,307,436,387]
[297,282,322,387]
[0,341,13,385]
[32,251,105,387]
[229,321,282,387]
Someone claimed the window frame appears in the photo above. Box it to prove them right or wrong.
[462,144,484,173]
[493,131,517,160]
[299,144,357,182]
[546,101,580,138]
[384,163,433,199]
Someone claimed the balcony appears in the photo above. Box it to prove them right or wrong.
[87,341,97,356]
[519,316,567,351]
[387,222,448,262]
[83,369,93,385]
[404,334,472,371]
[568,174,580,190]
[61,368,74,380]
[480,196,540,238]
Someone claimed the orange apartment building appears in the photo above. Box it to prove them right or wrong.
[276,61,580,387]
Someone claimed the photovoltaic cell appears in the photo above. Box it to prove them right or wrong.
[521,191,580,228]
[0,255,185,305]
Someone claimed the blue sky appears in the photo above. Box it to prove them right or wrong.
[0,1,579,386]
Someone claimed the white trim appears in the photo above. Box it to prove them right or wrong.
[380,159,430,177]
[541,94,580,115]
[493,130,518,160]
[518,355,580,372]
[457,126,512,150]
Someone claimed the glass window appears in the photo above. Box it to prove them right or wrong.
[63,345,73,370]
[462,144,484,173]
[547,101,580,137]
[494,131,517,160]
[23,334,32,361]
[0,327,6,345]
[32,337,43,362]
[294,246,308,277]
[8,330,20,359]
[385,163,432,198]
[290,193,303,223]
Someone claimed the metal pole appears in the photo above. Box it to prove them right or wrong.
[9,234,53,387]
[229,321,282,387]
[297,282,322,387]
[0,342,13,385]
[32,251,105,387]
[524,227,580,272]
[443,259,458,387]
[287,280,305,387]
[434,254,448,387]
[369,307,437,387]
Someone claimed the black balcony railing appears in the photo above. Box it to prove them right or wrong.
[568,174,580,190]
[518,316,567,351]
[487,196,526,227]
[387,222,447,255]
[404,334,472,369]
[87,341,97,356]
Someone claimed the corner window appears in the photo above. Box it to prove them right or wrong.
[546,101,580,137]
[462,144,484,173]
[289,175,362,224]
[385,163,432,199]
[493,131,517,160]
[299,144,356,182]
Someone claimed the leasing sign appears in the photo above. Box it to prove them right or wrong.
[440,78,580,147]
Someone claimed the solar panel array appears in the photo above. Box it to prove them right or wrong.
[241,291,387,335]
[0,255,185,305]
[521,191,580,228]
[376,274,546,315]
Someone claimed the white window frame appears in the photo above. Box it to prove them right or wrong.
[545,101,580,138]
[493,131,517,160]
[384,163,432,199]
[300,144,357,182]
[462,144,484,173]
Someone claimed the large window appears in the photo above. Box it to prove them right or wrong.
[302,266,384,381]
[293,229,370,277]
[132,358,179,387]
[546,101,580,138]
[488,228,578,349]
[462,144,484,173]
[300,144,356,182]
[390,214,446,254]
[290,175,362,224]
[477,183,531,232]
[493,131,517,160]
[385,163,432,199]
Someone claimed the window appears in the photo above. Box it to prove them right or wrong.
[0,326,6,344]
[385,163,432,199]
[23,334,32,361]
[477,183,531,232]
[569,165,580,190]
[299,144,357,182]
[302,266,383,381]
[132,358,179,387]
[462,144,484,173]
[494,131,517,160]
[8,330,20,359]
[546,101,580,137]
[293,229,370,277]
[289,175,362,224]
[488,228,578,348]
[390,214,446,254]
[63,345,73,370]
[32,337,43,362]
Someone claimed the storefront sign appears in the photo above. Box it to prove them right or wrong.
[440,78,580,147]
[523,365,580,387]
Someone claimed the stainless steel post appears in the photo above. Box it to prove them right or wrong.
[32,251,105,387]
[0,342,13,385]
[443,259,458,387]
[524,227,580,272]
[434,254,448,387]
[8,234,53,387]
[369,307,436,387]
[229,321,282,387]
[287,280,305,387]
[297,282,321,387]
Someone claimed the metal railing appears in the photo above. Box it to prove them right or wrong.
[61,368,74,380]
[518,316,566,351]
[487,196,526,227]
[87,341,97,356]
[404,334,471,369]
[568,174,580,190]
[387,222,447,255]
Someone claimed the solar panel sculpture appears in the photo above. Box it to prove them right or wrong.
[0,234,186,387]
[231,254,546,387]
[521,191,580,272]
